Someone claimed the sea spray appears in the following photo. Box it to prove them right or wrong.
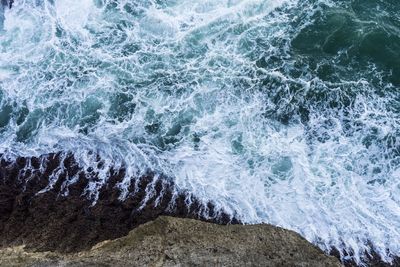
[0,0,399,264]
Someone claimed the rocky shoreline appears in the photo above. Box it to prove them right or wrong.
[0,153,398,266]
[0,151,341,267]
[0,216,341,267]
[0,153,237,253]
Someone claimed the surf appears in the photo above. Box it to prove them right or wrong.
[0,0,399,265]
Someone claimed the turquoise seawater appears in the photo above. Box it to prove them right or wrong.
[0,0,399,264]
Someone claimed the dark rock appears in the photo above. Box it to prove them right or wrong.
[0,153,237,253]
[330,246,400,267]
[0,152,395,266]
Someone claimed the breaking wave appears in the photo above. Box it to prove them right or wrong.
[0,0,399,264]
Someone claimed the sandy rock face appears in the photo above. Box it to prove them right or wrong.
[0,216,341,267]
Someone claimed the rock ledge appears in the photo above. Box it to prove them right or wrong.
[0,216,341,267]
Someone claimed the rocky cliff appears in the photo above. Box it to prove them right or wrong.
[0,216,341,267]
[0,153,237,253]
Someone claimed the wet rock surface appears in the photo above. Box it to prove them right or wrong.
[0,216,342,267]
[0,153,397,266]
[0,153,237,253]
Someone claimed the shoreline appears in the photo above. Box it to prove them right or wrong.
[0,152,398,266]
[0,152,238,253]
[0,216,341,267]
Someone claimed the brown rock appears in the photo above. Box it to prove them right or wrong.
[0,216,342,267]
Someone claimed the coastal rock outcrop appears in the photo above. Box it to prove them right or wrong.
[0,216,342,267]
[0,153,237,253]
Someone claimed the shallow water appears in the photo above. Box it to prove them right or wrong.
[0,0,399,264]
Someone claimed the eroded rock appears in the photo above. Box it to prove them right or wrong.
[0,153,237,253]
[0,216,342,267]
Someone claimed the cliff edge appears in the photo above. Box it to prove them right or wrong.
[0,216,341,267]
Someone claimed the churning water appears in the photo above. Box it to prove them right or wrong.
[0,0,399,264]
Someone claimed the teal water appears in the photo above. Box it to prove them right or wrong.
[0,0,399,264]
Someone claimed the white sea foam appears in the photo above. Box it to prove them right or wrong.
[0,0,399,265]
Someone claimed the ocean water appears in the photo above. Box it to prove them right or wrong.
[0,0,399,264]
